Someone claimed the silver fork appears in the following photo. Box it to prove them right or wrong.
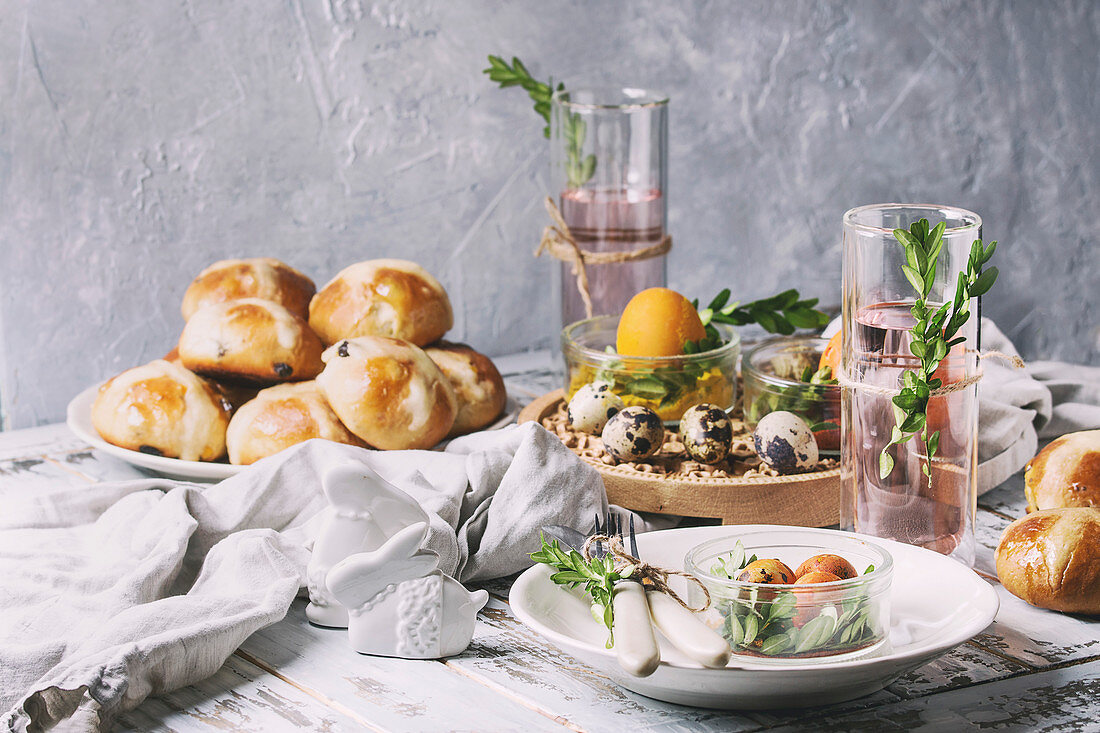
[596,509,660,677]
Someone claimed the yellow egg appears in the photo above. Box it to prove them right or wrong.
[616,288,707,357]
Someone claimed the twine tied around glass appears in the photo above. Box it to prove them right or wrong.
[536,197,672,319]
[834,349,1025,398]
[582,533,711,612]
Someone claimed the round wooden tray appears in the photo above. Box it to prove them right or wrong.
[519,390,840,528]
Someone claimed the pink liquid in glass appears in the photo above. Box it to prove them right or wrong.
[558,188,666,326]
[845,302,976,562]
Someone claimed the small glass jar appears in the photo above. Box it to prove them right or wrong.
[561,315,739,424]
[685,528,893,664]
[741,337,842,456]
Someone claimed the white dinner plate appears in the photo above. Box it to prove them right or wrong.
[66,383,521,482]
[511,525,999,710]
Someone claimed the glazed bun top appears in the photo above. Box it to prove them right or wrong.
[995,507,1100,614]
[308,259,453,347]
[1025,429,1100,512]
[423,341,506,437]
[316,335,457,450]
[91,359,231,461]
[178,298,324,385]
[182,257,316,321]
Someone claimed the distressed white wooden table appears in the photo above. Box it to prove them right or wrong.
[2,352,1097,732]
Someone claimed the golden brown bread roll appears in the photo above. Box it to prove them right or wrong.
[178,298,324,385]
[308,259,453,347]
[1025,430,1100,512]
[181,258,315,321]
[424,341,506,437]
[995,507,1100,614]
[316,336,457,450]
[226,381,367,465]
[92,359,232,461]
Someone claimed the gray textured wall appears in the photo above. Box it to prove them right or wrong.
[0,0,1097,429]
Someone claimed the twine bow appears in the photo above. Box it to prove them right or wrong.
[835,349,1025,398]
[581,534,711,612]
[535,197,672,319]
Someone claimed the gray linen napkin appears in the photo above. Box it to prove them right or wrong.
[0,422,604,732]
[977,320,1100,492]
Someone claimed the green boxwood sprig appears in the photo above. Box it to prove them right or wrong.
[878,219,998,479]
[483,55,595,186]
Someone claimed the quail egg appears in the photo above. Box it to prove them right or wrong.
[737,558,796,584]
[566,382,625,434]
[601,405,664,462]
[752,410,819,474]
[678,403,733,464]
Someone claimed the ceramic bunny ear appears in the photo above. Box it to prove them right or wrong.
[321,463,429,529]
[326,522,438,609]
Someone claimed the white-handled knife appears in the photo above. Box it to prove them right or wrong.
[646,590,731,669]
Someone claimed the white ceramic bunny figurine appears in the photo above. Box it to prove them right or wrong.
[306,463,430,628]
[326,521,489,659]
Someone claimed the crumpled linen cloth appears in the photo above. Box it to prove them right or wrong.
[976,320,1100,492]
[0,422,605,732]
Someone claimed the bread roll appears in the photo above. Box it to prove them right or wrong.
[226,381,367,465]
[308,259,453,347]
[178,298,324,385]
[181,258,315,321]
[317,336,457,450]
[92,359,231,461]
[995,507,1100,614]
[424,341,506,437]
[1025,430,1100,512]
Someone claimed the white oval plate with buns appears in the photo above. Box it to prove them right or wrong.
[511,525,999,710]
[67,383,520,482]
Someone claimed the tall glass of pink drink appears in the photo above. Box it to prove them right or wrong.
[841,204,983,567]
[550,88,668,332]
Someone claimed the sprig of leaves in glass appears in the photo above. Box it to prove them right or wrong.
[483,55,594,186]
[878,219,998,479]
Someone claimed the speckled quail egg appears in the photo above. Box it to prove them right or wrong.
[678,403,733,464]
[566,382,625,434]
[601,405,665,462]
[752,410,819,474]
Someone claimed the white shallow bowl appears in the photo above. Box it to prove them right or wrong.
[511,525,999,710]
[66,383,520,482]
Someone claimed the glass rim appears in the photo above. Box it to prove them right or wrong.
[684,530,894,591]
[551,86,669,110]
[561,315,740,364]
[743,336,840,394]
[843,203,982,235]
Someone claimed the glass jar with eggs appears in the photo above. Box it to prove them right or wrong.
[561,288,741,425]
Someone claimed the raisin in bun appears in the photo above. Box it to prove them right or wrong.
[91,359,231,461]
[317,336,457,450]
[163,345,257,409]
[995,507,1100,614]
[181,258,315,321]
[226,381,367,465]
[178,298,324,385]
[424,341,506,437]
[308,259,453,347]
[1025,430,1100,512]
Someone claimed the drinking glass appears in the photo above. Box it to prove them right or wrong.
[549,87,668,335]
[840,204,982,566]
